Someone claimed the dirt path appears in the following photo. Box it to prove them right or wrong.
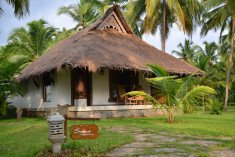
[106,126,235,157]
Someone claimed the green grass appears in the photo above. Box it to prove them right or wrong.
[98,106,235,137]
[0,106,234,156]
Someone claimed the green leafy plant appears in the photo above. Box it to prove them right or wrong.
[0,0,29,19]
[125,64,216,123]
[0,53,23,119]
[5,19,56,71]
[205,98,224,115]
[201,0,235,112]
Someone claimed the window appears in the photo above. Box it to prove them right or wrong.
[109,70,138,101]
[43,73,52,102]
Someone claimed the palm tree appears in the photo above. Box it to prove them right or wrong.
[5,19,56,70]
[58,0,129,30]
[172,39,198,63]
[196,41,218,65]
[201,0,235,112]
[217,39,235,104]
[46,27,74,51]
[91,0,128,14]
[125,64,216,123]
[0,54,22,118]
[126,0,203,53]
[194,54,210,71]
[57,0,100,30]
[0,0,29,18]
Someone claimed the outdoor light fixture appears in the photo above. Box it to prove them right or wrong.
[99,69,104,75]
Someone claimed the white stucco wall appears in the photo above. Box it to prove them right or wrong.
[9,69,151,109]
[92,70,115,105]
[9,69,71,109]
[53,69,71,105]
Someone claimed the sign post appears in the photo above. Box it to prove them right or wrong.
[63,114,100,142]
[70,124,99,140]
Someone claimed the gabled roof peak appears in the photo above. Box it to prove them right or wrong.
[91,5,134,34]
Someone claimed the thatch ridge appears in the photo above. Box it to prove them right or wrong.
[16,5,204,82]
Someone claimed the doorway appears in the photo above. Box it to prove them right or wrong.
[71,68,92,106]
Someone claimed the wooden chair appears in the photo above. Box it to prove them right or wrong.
[135,85,153,105]
[135,85,145,105]
[117,85,137,105]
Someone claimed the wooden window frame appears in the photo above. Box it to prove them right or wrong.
[42,74,52,102]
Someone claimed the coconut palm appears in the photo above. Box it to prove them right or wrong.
[0,54,22,118]
[57,0,100,30]
[125,64,216,123]
[172,39,198,63]
[217,40,235,104]
[194,54,210,71]
[58,0,129,30]
[46,27,74,51]
[0,0,29,18]
[126,0,203,53]
[201,0,235,112]
[5,19,56,70]
[195,41,218,65]
[90,0,128,14]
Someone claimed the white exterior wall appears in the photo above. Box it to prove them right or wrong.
[53,69,71,106]
[9,69,71,109]
[92,70,115,105]
[9,69,151,109]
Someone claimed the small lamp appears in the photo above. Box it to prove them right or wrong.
[99,69,104,75]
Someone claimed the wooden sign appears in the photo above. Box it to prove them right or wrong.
[70,124,99,140]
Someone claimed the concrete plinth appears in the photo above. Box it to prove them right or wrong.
[52,143,62,153]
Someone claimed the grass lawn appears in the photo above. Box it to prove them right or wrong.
[0,106,234,156]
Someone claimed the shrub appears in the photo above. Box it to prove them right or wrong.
[6,105,17,118]
[205,98,224,115]
[183,104,199,114]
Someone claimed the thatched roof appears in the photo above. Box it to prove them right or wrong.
[16,5,204,82]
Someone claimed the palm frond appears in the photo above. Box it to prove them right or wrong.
[145,63,168,77]
[180,85,216,106]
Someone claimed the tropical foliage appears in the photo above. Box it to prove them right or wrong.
[57,0,128,30]
[0,0,29,18]
[125,64,216,123]
[196,41,218,65]
[126,0,203,52]
[0,50,22,119]
[173,38,235,107]
[57,0,99,30]
[172,39,198,63]
[4,19,56,71]
[201,0,235,112]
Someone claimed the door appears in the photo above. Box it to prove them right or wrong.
[72,69,92,106]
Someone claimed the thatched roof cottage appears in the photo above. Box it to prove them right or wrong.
[10,5,204,118]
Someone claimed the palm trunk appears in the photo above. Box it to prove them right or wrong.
[224,19,235,112]
[162,0,166,53]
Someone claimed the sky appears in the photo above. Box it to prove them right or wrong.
[0,0,221,56]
